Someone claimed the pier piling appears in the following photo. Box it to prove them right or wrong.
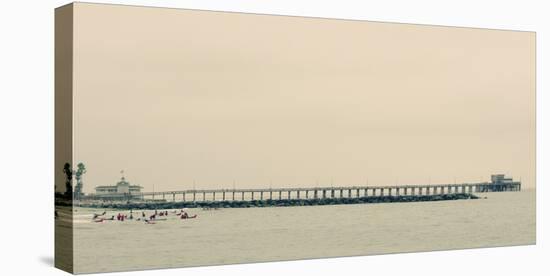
[116,175,520,204]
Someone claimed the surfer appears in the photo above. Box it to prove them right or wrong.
[93,211,106,219]
[180,211,197,219]
[180,214,197,219]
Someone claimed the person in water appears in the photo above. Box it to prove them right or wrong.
[180,211,189,219]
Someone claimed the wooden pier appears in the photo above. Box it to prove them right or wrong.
[87,174,520,202]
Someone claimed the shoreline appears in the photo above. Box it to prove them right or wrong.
[64,193,479,210]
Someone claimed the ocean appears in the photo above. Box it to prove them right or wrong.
[64,190,535,273]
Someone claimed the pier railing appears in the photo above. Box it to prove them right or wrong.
[86,180,521,202]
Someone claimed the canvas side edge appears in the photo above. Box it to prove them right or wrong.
[54,3,75,274]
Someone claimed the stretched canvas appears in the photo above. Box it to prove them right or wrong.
[55,2,536,274]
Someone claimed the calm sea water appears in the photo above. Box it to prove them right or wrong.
[66,190,535,273]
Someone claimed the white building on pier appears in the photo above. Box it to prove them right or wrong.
[93,173,143,200]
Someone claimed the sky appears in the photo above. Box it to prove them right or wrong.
[65,3,535,193]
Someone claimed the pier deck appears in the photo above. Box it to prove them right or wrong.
[86,175,521,202]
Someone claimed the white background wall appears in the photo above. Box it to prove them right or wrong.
[0,0,547,275]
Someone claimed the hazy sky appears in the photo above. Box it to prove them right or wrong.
[70,3,535,193]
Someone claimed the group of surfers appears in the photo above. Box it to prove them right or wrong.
[92,209,197,223]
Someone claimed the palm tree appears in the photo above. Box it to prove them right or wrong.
[74,163,87,199]
[63,163,73,198]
